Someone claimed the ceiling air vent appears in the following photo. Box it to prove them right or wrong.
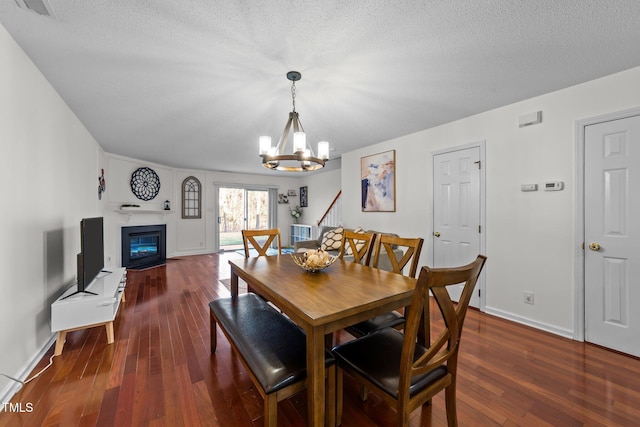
[14,0,59,21]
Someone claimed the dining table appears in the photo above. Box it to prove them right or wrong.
[228,254,417,427]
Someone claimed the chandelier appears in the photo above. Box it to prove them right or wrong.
[259,71,329,171]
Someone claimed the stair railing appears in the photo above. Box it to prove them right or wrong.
[317,190,342,228]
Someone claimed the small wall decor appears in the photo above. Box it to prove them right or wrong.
[98,168,106,200]
[164,200,171,210]
[287,189,297,196]
[130,167,161,201]
[300,186,308,207]
[361,150,395,212]
[182,176,202,218]
[278,193,289,204]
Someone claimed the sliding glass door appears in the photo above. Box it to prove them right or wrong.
[216,186,273,252]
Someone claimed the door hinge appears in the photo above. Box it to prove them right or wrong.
[478,225,481,233]
[478,288,481,297]
[474,160,481,169]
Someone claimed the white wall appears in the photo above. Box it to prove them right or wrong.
[0,24,104,401]
[342,66,640,337]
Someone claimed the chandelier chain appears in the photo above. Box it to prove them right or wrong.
[291,81,296,112]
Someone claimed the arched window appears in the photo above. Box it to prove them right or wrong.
[182,176,202,219]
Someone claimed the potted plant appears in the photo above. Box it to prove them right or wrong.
[290,205,302,224]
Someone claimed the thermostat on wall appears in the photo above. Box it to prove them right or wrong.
[544,181,564,191]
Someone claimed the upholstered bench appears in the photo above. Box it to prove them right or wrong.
[209,293,336,427]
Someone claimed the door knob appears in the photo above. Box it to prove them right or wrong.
[588,243,601,251]
[433,231,441,238]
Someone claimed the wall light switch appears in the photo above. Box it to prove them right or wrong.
[521,184,538,192]
[544,181,564,191]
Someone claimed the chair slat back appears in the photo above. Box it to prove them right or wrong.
[372,235,424,278]
[398,255,487,404]
[338,230,376,265]
[241,228,282,258]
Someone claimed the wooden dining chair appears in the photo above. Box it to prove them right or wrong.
[241,228,282,258]
[345,235,424,338]
[338,229,376,265]
[332,255,487,427]
[241,228,282,295]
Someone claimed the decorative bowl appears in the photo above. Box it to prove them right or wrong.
[291,251,337,273]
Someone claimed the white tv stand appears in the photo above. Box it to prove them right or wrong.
[51,267,127,355]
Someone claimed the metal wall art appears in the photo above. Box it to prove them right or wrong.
[130,167,160,201]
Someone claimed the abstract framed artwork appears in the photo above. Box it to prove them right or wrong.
[361,150,395,212]
[300,186,308,207]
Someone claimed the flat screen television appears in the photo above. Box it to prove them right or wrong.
[63,217,104,299]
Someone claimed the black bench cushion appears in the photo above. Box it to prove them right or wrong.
[210,293,334,394]
[332,328,447,399]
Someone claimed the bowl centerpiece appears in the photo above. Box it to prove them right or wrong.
[291,249,337,273]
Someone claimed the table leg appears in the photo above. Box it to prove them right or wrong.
[231,271,239,298]
[307,327,326,427]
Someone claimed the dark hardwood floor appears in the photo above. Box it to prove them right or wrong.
[1,253,639,426]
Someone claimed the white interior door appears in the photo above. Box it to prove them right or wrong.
[433,145,482,306]
[584,115,640,357]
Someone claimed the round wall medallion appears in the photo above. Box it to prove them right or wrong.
[130,167,160,201]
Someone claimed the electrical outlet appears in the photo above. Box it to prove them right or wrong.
[524,291,534,305]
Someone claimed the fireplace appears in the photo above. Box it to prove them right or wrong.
[121,224,166,269]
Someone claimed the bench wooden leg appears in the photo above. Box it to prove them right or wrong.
[265,394,278,427]
[210,311,218,353]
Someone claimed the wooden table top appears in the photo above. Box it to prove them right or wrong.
[229,255,417,332]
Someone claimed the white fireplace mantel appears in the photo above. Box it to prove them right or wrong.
[115,208,174,222]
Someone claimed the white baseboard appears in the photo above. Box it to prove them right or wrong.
[483,306,575,340]
[167,248,213,258]
[0,333,56,408]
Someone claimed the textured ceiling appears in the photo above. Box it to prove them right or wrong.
[2,1,640,175]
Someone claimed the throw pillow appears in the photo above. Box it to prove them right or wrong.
[321,227,344,251]
[345,227,367,256]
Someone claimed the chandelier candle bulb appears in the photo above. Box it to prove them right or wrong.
[318,141,329,160]
[259,136,272,154]
[293,132,306,153]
